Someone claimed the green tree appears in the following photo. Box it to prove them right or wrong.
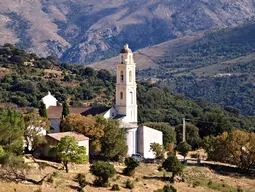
[162,155,183,182]
[123,157,140,176]
[90,161,116,187]
[177,141,192,160]
[0,108,25,155]
[23,111,50,152]
[175,123,201,149]
[150,142,165,160]
[62,101,70,118]
[51,136,88,173]
[38,102,47,118]
[100,118,128,160]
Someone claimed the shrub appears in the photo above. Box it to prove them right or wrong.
[52,171,60,178]
[111,184,120,191]
[162,155,184,182]
[125,179,134,189]
[177,141,192,160]
[90,161,116,187]
[154,185,177,192]
[123,157,140,176]
[208,180,212,186]
[193,181,200,187]
[76,173,87,189]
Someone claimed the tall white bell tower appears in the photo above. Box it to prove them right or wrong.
[115,43,138,124]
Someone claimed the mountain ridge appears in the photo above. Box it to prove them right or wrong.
[0,0,255,64]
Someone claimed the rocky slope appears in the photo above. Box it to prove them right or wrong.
[0,0,255,64]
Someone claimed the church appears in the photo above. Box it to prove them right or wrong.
[43,44,163,159]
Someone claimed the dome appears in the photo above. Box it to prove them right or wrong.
[120,43,132,53]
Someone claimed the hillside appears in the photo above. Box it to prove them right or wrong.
[0,45,254,134]
[0,0,255,64]
[1,160,255,192]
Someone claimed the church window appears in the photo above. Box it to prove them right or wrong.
[121,55,124,64]
[120,92,123,100]
[120,71,124,83]
[129,55,132,63]
[130,91,133,104]
[129,70,132,83]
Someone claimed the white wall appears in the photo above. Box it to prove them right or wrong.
[78,140,89,156]
[42,92,57,109]
[137,126,163,159]
[103,107,117,119]
[126,128,137,156]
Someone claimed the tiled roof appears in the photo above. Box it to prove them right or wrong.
[47,132,89,141]
[47,106,111,119]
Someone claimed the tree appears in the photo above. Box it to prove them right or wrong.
[0,108,25,155]
[23,111,50,152]
[51,136,88,173]
[150,142,165,160]
[90,161,116,187]
[175,123,201,149]
[123,157,140,176]
[38,102,47,118]
[162,155,183,182]
[62,101,70,118]
[177,141,192,160]
[100,118,128,160]
[142,122,176,148]
[60,114,104,152]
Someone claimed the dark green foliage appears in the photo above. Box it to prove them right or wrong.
[154,185,177,192]
[177,141,192,159]
[100,119,128,160]
[111,184,120,191]
[0,108,25,155]
[125,179,134,189]
[76,173,87,190]
[123,157,140,176]
[62,101,70,118]
[162,156,183,181]
[38,102,47,118]
[90,161,116,187]
[175,123,201,149]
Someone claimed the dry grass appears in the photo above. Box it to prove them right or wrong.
[0,159,254,192]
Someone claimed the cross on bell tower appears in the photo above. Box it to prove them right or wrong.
[115,43,138,123]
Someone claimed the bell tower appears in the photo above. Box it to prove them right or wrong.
[115,43,137,123]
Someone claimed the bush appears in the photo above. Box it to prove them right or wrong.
[208,180,212,186]
[125,179,134,189]
[90,161,116,187]
[193,181,200,187]
[76,173,87,189]
[162,155,184,182]
[154,185,177,192]
[123,157,140,176]
[52,171,60,178]
[111,184,120,191]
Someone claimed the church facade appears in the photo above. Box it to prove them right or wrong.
[43,44,163,159]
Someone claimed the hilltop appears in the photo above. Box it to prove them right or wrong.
[0,0,255,64]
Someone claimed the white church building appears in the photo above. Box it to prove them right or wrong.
[42,44,163,159]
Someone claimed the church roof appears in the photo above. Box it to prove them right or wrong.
[120,43,132,53]
[47,132,89,141]
[47,106,111,119]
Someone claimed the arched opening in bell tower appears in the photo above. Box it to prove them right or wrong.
[120,71,124,83]
[129,70,132,83]
[120,92,123,100]
[121,55,124,64]
[130,91,133,104]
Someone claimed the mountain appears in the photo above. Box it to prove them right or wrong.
[0,0,255,64]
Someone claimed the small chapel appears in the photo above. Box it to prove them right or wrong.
[43,44,163,159]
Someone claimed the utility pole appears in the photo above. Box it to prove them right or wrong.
[183,118,186,142]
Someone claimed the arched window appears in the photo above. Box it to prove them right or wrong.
[129,70,132,83]
[120,92,123,100]
[129,55,132,63]
[121,55,124,64]
[120,71,124,83]
[130,91,133,104]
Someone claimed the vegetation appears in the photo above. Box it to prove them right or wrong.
[125,179,135,189]
[90,161,116,187]
[62,101,70,118]
[162,155,184,182]
[111,184,120,191]
[76,173,87,192]
[201,130,255,170]
[150,142,165,160]
[23,111,50,152]
[177,141,192,160]
[123,157,140,176]
[38,102,47,118]
[154,185,177,192]
[51,136,88,173]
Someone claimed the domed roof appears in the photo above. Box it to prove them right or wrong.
[120,43,132,53]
